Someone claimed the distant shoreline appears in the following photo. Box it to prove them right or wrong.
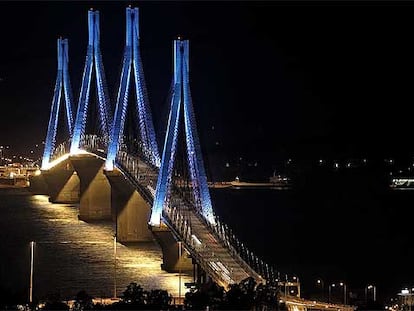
[0,186,31,195]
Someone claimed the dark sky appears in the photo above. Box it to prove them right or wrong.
[1,0,414,302]
[2,1,414,160]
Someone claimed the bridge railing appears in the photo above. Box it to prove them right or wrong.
[111,138,159,170]
[113,151,269,284]
[162,203,238,287]
[80,134,108,156]
[193,204,275,284]
[50,140,71,162]
[163,185,277,286]
[207,214,277,283]
[115,150,158,203]
[164,181,277,284]
[166,184,274,282]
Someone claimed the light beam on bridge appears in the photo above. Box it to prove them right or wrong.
[42,38,75,170]
[105,7,160,171]
[70,9,112,155]
[150,39,215,226]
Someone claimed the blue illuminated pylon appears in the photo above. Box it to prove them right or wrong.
[105,7,160,171]
[150,39,215,226]
[70,9,112,154]
[41,38,74,170]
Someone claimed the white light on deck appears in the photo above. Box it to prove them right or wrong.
[41,153,70,170]
[104,162,114,171]
[191,234,201,245]
[70,148,88,155]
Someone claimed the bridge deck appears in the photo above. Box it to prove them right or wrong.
[162,201,263,289]
[44,145,356,309]
[111,149,265,288]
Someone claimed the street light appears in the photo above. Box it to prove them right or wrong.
[339,282,347,305]
[113,234,117,299]
[329,283,335,303]
[178,241,182,302]
[366,285,376,303]
[29,241,35,303]
[284,274,288,297]
[398,288,413,311]
[316,279,325,301]
[292,276,300,297]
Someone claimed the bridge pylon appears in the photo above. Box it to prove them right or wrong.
[105,7,160,171]
[150,39,215,226]
[70,9,112,155]
[41,38,75,170]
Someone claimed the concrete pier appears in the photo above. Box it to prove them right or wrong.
[70,155,111,221]
[28,174,49,194]
[151,226,193,273]
[105,169,154,242]
[41,159,80,203]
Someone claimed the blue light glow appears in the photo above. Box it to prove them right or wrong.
[106,7,160,170]
[42,38,74,170]
[70,10,112,155]
[150,39,215,226]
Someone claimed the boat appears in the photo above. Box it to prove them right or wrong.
[390,177,414,190]
[230,176,274,188]
[208,173,292,190]
[269,171,291,187]
[208,181,232,189]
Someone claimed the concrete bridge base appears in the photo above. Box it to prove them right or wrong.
[151,226,193,273]
[70,155,112,221]
[41,159,80,203]
[105,169,154,242]
[28,174,49,195]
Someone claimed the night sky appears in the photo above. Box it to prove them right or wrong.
[2,1,414,159]
[1,0,414,302]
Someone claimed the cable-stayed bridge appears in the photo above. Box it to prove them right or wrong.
[33,7,354,311]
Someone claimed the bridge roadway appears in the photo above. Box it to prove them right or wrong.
[162,197,263,287]
[112,147,265,288]
[87,147,357,311]
[280,294,356,311]
[40,137,266,289]
[38,138,355,311]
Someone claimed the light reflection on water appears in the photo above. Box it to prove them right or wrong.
[0,193,191,300]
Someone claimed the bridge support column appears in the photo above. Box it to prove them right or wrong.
[41,160,80,203]
[151,227,193,273]
[105,169,154,242]
[70,155,111,221]
[28,174,49,195]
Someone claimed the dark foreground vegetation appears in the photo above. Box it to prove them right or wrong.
[0,277,281,310]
